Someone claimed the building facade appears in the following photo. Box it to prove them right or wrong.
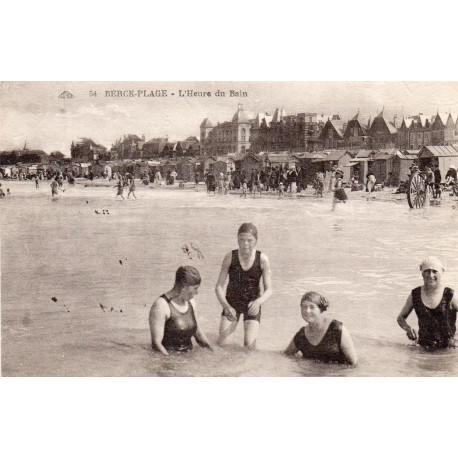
[200,105,252,156]
[343,113,371,150]
[71,138,107,163]
[110,134,145,160]
[368,111,399,149]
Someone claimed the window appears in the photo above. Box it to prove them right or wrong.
[241,128,246,141]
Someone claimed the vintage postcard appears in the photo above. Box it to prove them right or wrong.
[1,81,458,376]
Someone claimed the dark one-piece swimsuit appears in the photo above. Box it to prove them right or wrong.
[161,294,198,352]
[411,286,456,349]
[224,249,263,322]
[293,320,349,364]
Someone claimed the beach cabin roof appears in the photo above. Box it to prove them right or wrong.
[321,150,351,162]
[403,149,420,156]
[419,145,458,157]
[232,151,250,162]
[353,149,373,159]
[266,153,298,164]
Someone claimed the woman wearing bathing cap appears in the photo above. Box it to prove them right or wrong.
[397,257,458,349]
[149,266,213,355]
[215,223,273,349]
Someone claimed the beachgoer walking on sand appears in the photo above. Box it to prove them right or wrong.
[397,257,458,349]
[114,179,125,200]
[149,266,213,355]
[278,181,285,198]
[35,176,39,189]
[50,177,59,197]
[127,176,137,199]
[215,223,272,349]
[240,178,247,198]
[285,291,357,365]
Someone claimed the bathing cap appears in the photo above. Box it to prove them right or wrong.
[419,256,444,272]
[175,265,201,287]
[237,223,258,239]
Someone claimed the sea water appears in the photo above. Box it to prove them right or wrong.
[1,181,458,376]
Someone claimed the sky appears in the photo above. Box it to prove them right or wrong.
[1,81,458,157]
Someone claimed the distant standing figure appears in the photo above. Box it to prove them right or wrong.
[366,170,376,194]
[155,170,162,186]
[35,176,40,189]
[127,177,137,199]
[240,178,247,198]
[218,172,225,194]
[425,166,435,195]
[397,257,458,349]
[170,169,178,185]
[289,167,298,195]
[314,172,324,197]
[285,291,358,365]
[50,178,59,197]
[115,180,125,200]
[328,165,337,192]
[433,164,442,198]
[278,181,285,198]
[332,170,348,210]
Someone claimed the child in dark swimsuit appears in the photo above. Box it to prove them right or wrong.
[215,223,273,349]
[114,179,125,200]
[285,291,357,365]
[149,266,213,355]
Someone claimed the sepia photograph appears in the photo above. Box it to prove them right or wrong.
[3,3,458,458]
[1,81,458,377]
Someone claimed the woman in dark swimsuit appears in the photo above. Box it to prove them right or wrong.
[285,291,357,365]
[215,223,273,349]
[149,266,213,355]
[397,257,458,349]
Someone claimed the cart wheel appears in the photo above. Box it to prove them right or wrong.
[407,173,427,208]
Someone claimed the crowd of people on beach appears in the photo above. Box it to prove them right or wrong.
[149,223,457,366]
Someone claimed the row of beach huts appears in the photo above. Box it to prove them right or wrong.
[2,145,457,186]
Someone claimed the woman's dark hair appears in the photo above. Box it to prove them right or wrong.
[301,291,329,312]
[174,266,201,288]
[237,223,258,240]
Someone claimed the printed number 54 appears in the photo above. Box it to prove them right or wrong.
[89,91,97,97]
